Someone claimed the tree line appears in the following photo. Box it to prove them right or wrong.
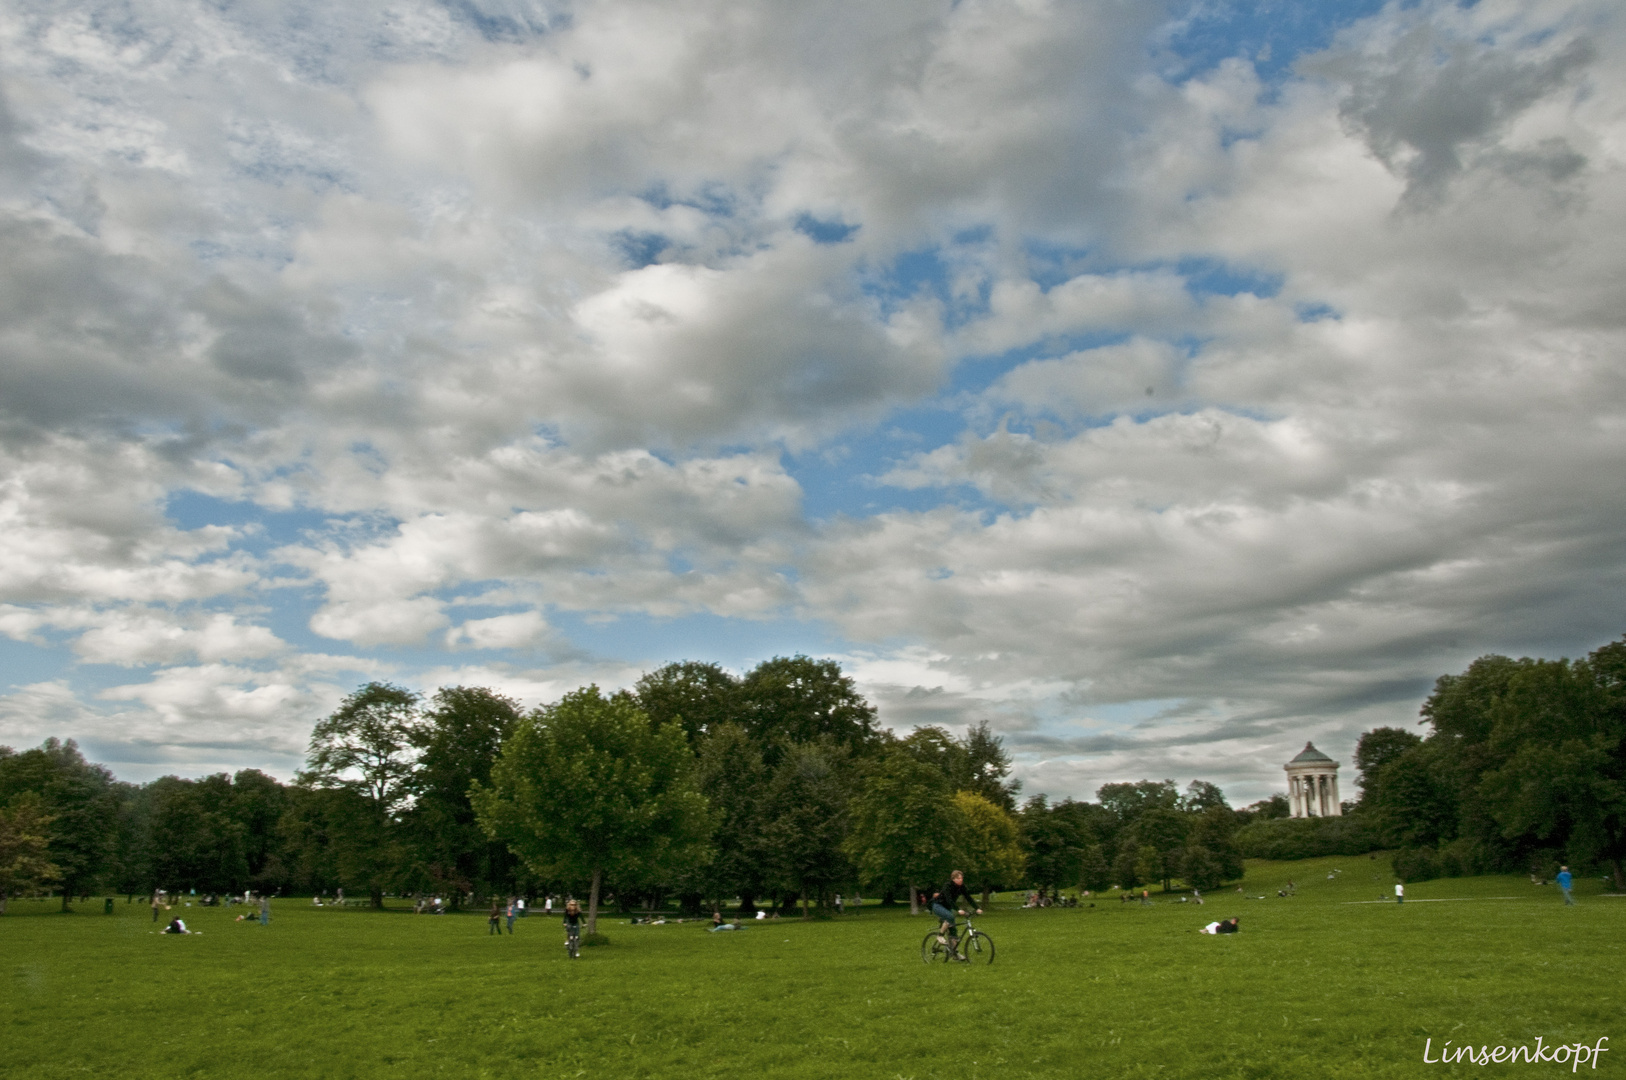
[1347,634,1626,888]
[0,655,1265,921]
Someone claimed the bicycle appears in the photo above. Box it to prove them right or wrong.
[921,914,994,965]
[565,925,581,959]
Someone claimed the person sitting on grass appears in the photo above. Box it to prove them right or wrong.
[162,917,191,934]
[930,870,982,962]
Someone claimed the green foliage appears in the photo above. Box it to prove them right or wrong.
[1178,780,1228,813]
[764,741,853,916]
[1110,844,1141,889]
[1239,793,1290,822]
[1353,727,1421,801]
[0,738,117,908]
[404,686,523,903]
[845,745,956,897]
[1179,846,1228,891]
[1234,814,1383,860]
[1095,779,1179,830]
[0,792,59,907]
[147,774,252,893]
[692,723,772,909]
[951,790,1024,902]
[632,661,741,749]
[737,655,881,763]
[472,685,711,935]
[304,682,421,815]
[962,721,1021,812]
[1391,847,1440,882]
[1079,844,1111,891]
[1358,635,1626,889]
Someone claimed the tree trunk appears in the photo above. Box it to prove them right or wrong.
[981,885,991,909]
[908,882,918,916]
[587,867,602,936]
[1611,858,1624,893]
[372,888,384,909]
[801,886,810,921]
[60,889,72,913]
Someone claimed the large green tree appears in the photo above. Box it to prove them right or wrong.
[1479,647,1626,889]
[1353,727,1422,804]
[472,685,711,935]
[1095,780,1179,832]
[845,746,960,914]
[961,721,1021,812]
[693,722,773,913]
[0,793,59,913]
[1128,807,1190,892]
[1020,795,1090,897]
[952,790,1024,906]
[147,774,249,893]
[300,682,422,906]
[405,686,523,905]
[765,741,854,918]
[0,739,118,909]
[633,661,741,750]
[738,656,881,763]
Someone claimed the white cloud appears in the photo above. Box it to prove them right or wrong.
[445,609,554,652]
[0,0,1622,802]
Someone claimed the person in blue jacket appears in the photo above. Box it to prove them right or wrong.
[1557,865,1575,905]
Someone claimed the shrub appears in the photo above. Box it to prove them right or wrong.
[1391,848,1439,883]
[1234,814,1382,860]
[1435,837,1495,878]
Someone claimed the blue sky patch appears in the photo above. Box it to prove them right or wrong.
[794,214,859,244]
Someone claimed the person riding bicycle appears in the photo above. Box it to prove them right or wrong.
[563,899,583,957]
[931,870,982,960]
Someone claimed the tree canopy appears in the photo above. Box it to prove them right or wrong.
[471,686,711,934]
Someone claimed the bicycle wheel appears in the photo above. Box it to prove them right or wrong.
[962,930,995,964]
[921,931,951,964]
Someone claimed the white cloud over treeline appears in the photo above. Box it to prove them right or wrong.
[0,0,1622,802]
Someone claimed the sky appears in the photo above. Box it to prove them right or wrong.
[1,0,1622,806]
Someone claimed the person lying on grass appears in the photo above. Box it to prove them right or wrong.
[1199,918,1239,935]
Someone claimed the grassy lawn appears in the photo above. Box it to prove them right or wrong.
[3,856,1620,1079]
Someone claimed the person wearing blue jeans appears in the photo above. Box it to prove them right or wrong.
[930,871,982,962]
[1558,866,1575,905]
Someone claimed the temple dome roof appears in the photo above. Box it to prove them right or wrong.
[1288,741,1336,765]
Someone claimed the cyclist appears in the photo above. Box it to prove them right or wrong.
[563,899,583,957]
[931,870,982,961]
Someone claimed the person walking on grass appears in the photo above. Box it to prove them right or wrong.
[1394,882,1404,905]
[1557,866,1575,905]
[489,901,503,935]
[259,893,270,926]
[506,897,518,934]
[563,899,583,957]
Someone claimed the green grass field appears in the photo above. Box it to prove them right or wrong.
[3,856,1621,1079]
